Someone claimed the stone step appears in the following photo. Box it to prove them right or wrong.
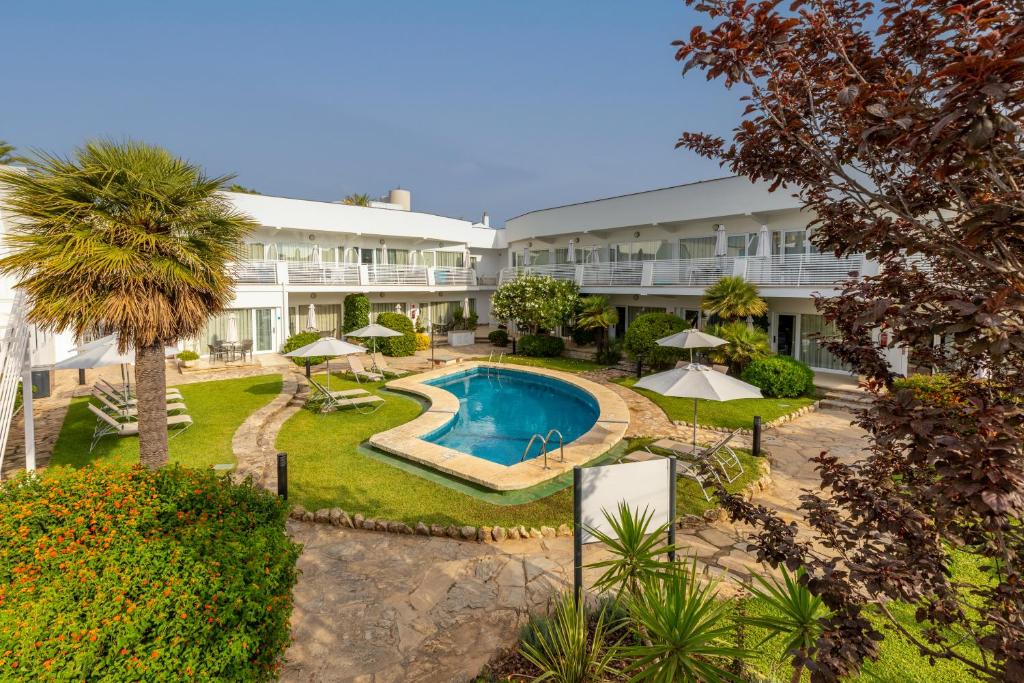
[822,388,872,403]
[819,398,869,412]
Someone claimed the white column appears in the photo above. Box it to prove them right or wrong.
[21,346,35,471]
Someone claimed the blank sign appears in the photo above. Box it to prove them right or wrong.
[578,459,671,545]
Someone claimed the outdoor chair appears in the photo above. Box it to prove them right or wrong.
[239,339,253,362]
[307,378,382,414]
[92,389,187,419]
[308,378,371,401]
[652,428,744,483]
[347,356,384,383]
[96,380,182,404]
[88,404,192,451]
[372,353,409,377]
[617,446,722,502]
[208,343,226,363]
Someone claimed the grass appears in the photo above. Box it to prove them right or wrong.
[276,374,762,527]
[617,376,816,430]
[475,354,608,374]
[48,374,282,472]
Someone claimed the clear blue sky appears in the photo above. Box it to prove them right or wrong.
[3,1,743,225]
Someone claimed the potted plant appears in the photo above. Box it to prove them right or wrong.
[447,310,478,347]
[176,350,199,368]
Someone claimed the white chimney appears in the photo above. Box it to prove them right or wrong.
[481,211,490,227]
[388,188,411,211]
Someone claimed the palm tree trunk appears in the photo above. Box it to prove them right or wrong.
[136,341,169,469]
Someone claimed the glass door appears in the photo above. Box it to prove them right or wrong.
[254,309,273,352]
[776,314,796,357]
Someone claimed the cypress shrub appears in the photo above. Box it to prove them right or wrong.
[342,293,369,333]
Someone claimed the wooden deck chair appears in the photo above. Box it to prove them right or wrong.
[92,390,187,419]
[347,356,383,383]
[88,404,192,451]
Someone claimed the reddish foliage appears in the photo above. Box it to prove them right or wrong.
[675,0,1023,679]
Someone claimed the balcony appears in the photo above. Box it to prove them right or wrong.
[498,253,866,289]
[230,261,482,288]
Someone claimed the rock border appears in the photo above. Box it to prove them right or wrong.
[672,400,821,435]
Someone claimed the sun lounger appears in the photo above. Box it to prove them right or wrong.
[652,429,744,483]
[307,377,383,414]
[372,353,409,377]
[347,356,384,383]
[97,379,182,404]
[617,446,723,501]
[308,378,369,400]
[88,404,192,451]
[92,389,187,419]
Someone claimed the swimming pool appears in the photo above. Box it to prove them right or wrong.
[421,367,600,465]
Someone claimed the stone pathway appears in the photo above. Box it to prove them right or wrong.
[232,372,304,489]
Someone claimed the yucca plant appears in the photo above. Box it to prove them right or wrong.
[742,567,829,683]
[520,593,618,683]
[586,503,676,598]
[702,276,767,322]
[575,295,619,354]
[705,322,771,375]
[0,141,255,468]
[621,561,746,682]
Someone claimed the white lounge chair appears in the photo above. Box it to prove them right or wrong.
[97,379,182,404]
[88,404,193,451]
[92,390,187,419]
[652,429,745,483]
[347,356,384,383]
[308,378,370,401]
[372,353,409,377]
[307,378,383,414]
[618,446,723,501]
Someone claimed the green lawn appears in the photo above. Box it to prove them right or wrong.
[276,374,761,527]
[617,376,816,430]
[49,374,282,472]
[475,354,608,374]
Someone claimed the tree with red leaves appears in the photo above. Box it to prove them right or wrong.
[675,0,1023,679]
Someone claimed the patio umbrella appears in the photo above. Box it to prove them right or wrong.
[266,243,278,261]
[226,314,240,344]
[567,239,576,263]
[379,243,388,265]
[345,323,402,368]
[285,336,365,385]
[56,340,136,398]
[756,225,770,257]
[522,246,530,268]
[656,329,728,363]
[714,225,728,257]
[306,303,317,331]
[636,363,762,454]
[311,245,322,265]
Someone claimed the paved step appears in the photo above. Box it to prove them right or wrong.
[819,398,871,412]
[821,387,872,402]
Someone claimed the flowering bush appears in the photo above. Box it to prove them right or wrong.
[490,275,579,334]
[0,466,300,681]
[415,332,431,351]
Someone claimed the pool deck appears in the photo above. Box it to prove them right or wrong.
[369,362,630,491]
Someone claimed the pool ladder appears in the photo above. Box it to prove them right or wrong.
[521,429,565,469]
[485,352,505,377]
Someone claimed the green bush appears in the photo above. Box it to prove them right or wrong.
[741,356,815,397]
[282,330,326,366]
[893,373,960,405]
[571,326,597,347]
[519,334,565,357]
[176,350,199,361]
[623,312,689,368]
[488,329,509,347]
[597,339,623,365]
[415,332,431,351]
[343,293,369,333]
[0,466,300,681]
[374,312,416,356]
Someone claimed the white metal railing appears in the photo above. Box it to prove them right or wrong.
[498,263,578,284]
[582,261,644,287]
[368,264,430,286]
[651,257,732,287]
[231,260,279,284]
[0,292,30,475]
[433,266,477,286]
[287,262,361,285]
[741,253,865,287]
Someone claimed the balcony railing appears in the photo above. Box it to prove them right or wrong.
[498,253,866,288]
[232,261,481,288]
[287,262,362,285]
[231,260,279,284]
[367,264,429,286]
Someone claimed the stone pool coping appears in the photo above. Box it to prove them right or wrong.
[369,361,630,491]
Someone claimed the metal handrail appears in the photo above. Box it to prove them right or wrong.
[544,429,565,462]
[522,433,548,467]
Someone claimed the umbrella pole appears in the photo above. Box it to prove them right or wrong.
[692,398,698,453]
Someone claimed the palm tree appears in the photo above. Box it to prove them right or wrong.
[706,321,771,374]
[0,141,255,468]
[0,140,27,165]
[575,295,618,354]
[342,193,371,206]
[226,183,261,195]
[702,275,768,322]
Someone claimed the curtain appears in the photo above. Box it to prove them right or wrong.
[289,304,342,336]
[800,314,846,370]
[418,301,462,329]
[679,237,717,259]
[197,310,253,351]
[433,251,464,267]
[370,303,393,322]
[246,242,265,260]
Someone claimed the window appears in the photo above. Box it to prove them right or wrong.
[418,301,463,329]
[342,247,360,263]
[679,236,716,259]
[772,230,806,256]
[195,308,275,354]
[434,251,465,268]
[282,243,314,262]
[246,242,265,260]
[800,314,846,370]
[370,303,393,322]
[530,249,550,266]
[726,233,760,257]
[288,304,342,337]
[554,248,570,264]
[609,241,671,262]
[375,248,411,265]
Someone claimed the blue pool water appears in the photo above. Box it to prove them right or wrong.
[422,367,600,466]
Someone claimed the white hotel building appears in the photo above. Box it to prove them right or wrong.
[2,174,904,381]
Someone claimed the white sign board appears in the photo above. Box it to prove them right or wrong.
[578,459,672,545]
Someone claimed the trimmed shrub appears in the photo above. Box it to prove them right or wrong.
[176,350,199,361]
[488,329,509,347]
[519,334,565,357]
[282,330,326,367]
[741,356,815,397]
[893,373,960,406]
[415,332,431,351]
[623,312,689,368]
[571,326,597,347]
[375,312,416,356]
[0,466,300,681]
[343,293,369,333]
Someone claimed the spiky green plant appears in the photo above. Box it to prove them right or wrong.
[575,295,619,354]
[702,276,767,322]
[0,140,255,468]
[0,140,27,165]
[743,566,829,683]
[586,503,675,599]
[621,561,746,682]
[706,321,771,375]
[519,593,618,683]
[342,192,372,206]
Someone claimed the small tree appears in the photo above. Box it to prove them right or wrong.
[342,293,369,334]
[374,312,415,356]
[490,275,579,335]
[702,276,767,323]
[575,295,619,355]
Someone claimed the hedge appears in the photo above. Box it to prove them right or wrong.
[488,329,509,347]
[571,326,597,347]
[623,312,689,368]
[282,330,327,367]
[343,293,369,334]
[374,312,416,356]
[741,356,815,398]
[415,332,431,351]
[0,466,300,681]
[519,334,565,357]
